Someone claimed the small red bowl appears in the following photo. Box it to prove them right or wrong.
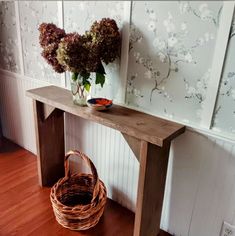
[87,98,113,111]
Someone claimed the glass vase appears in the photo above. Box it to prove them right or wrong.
[70,74,90,106]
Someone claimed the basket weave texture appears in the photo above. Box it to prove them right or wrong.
[50,150,107,231]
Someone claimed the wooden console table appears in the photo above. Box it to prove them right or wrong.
[27,86,185,236]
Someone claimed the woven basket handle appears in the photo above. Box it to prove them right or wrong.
[64,150,100,203]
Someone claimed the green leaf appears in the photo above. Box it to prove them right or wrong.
[81,72,90,82]
[97,63,106,75]
[80,73,91,91]
[84,80,91,92]
[71,72,78,81]
[95,73,105,87]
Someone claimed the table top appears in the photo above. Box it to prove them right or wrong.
[27,86,185,147]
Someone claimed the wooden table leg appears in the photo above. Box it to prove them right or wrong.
[134,141,171,236]
[33,100,65,186]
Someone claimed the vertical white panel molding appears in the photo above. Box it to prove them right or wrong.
[201,2,235,129]
[14,1,24,76]
[117,1,131,104]
[57,1,66,88]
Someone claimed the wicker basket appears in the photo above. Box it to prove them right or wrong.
[50,150,107,231]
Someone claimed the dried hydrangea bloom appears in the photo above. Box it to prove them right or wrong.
[39,23,66,73]
[39,19,121,77]
[82,34,103,72]
[90,18,121,64]
[41,43,65,73]
[39,23,66,48]
[56,33,100,73]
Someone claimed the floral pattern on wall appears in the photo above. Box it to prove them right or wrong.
[19,1,62,85]
[127,1,222,125]
[212,13,235,135]
[63,1,125,100]
[0,2,20,73]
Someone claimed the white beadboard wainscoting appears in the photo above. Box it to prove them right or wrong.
[0,72,235,236]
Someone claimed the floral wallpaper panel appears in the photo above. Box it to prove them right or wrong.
[212,12,235,136]
[127,1,223,126]
[63,1,125,100]
[19,1,62,85]
[0,2,20,73]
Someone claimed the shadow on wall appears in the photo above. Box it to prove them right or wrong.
[111,186,133,212]
[0,76,24,145]
[163,131,235,236]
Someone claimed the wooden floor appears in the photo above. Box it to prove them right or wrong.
[0,139,171,236]
[0,139,134,236]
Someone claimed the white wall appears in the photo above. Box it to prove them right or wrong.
[0,2,235,236]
